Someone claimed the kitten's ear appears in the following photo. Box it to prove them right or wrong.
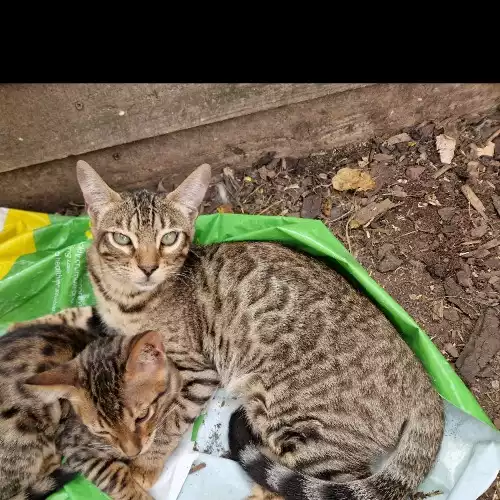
[76,160,122,217]
[24,362,79,403]
[126,330,166,378]
[166,164,211,219]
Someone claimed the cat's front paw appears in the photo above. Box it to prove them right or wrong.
[130,464,162,491]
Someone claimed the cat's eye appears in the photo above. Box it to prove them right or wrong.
[135,407,152,424]
[161,231,179,246]
[113,232,131,245]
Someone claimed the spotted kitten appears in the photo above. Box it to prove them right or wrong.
[1,322,185,500]
[16,161,444,500]
[28,329,187,500]
[0,323,95,499]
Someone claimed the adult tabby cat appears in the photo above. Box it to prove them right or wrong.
[0,320,183,500]
[16,160,444,500]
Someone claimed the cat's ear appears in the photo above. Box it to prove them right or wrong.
[24,362,80,403]
[76,160,122,218]
[126,330,166,379]
[166,163,211,220]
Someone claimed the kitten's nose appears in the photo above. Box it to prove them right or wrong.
[120,441,142,458]
[139,264,158,277]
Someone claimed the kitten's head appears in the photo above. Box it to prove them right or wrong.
[26,330,181,458]
[76,161,211,292]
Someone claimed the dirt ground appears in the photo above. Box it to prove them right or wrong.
[60,106,500,498]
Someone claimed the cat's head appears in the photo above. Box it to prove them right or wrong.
[76,161,211,292]
[25,330,181,458]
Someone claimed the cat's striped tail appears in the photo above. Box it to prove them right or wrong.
[12,468,77,500]
[229,405,443,500]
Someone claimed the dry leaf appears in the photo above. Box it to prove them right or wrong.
[321,198,332,217]
[470,142,495,157]
[357,156,370,168]
[470,128,500,158]
[332,168,375,192]
[385,133,412,146]
[426,193,442,207]
[435,134,456,164]
[216,204,233,214]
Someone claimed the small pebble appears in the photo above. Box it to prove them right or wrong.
[456,270,473,289]
[377,254,403,273]
[471,224,488,239]
[406,166,425,180]
[443,308,460,322]
[438,207,456,222]
[444,343,459,358]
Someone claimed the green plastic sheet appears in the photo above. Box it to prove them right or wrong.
[0,209,491,499]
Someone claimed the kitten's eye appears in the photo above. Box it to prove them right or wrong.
[113,232,131,245]
[135,407,152,424]
[161,231,179,246]
[93,429,112,438]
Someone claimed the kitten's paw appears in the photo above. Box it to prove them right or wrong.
[135,488,155,500]
[120,483,154,500]
[130,464,162,491]
[6,322,21,332]
[6,307,94,332]
[6,319,33,331]
[247,484,284,500]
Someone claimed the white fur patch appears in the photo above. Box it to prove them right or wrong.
[266,465,294,491]
[240,445,261,465]
[225,373,254,394]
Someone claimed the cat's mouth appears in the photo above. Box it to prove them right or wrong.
[134,281,159,291]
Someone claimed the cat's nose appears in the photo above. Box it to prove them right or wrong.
[139,264,158,277]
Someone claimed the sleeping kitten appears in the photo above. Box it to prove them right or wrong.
[29,329,186,500]
[13,161,444,500]
[1,322,184,500]
[0,323,97,499]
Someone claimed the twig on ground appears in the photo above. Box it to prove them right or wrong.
[433,164,454,179]
[258,200,281,215]
[330,208,354,223]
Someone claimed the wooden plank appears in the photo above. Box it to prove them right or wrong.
[1,83,499,213]
[0,83,370,173]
